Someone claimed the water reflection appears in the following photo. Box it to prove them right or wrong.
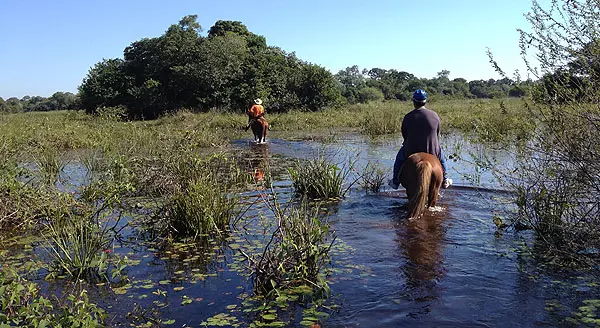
[395,209,448,306]
[247,142,269,185]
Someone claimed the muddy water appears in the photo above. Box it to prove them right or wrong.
[5,133,600,327]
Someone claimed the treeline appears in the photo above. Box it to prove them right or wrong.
[2,16,536,117]
[76,16,532,118]
[334,66,530,104]
[0,92,78,113]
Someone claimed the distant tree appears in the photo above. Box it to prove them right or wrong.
[335,66,366,103]
[78,59,133,114]
[451,78,472,97]
[1,97,23,113]
[208,20,250,38]
[358,86,384,103]
[299,64,343,111]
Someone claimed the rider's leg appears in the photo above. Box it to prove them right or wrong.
[389,147,405,189]
[245,117,254,131]
[439,149,452,188]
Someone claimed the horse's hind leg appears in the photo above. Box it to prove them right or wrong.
[261,125,267,143]
[427,179,441,207]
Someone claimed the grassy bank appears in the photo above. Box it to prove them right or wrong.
[0,98,531,155]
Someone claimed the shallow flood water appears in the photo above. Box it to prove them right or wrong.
[4,133,600,327]
[230,134,600,327]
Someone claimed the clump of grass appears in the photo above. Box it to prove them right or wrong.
[246,196,335,298]
[42,193,125,281]
[0,160,50,230]
[33,146,66,184]
[165,177,240,239]
[361,104,404,137]
[288,152,356,199]
[152,153,249,240]
[79,149,105,176]
[358,161,386,193]
[43,160,134,281]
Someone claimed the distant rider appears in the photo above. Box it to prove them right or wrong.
[245,98,265,131]
[389,89,452,189]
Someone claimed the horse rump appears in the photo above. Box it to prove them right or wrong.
[399,152,443,219]
[250,117,269,144]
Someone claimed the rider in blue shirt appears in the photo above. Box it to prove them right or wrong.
[389,89,452,189]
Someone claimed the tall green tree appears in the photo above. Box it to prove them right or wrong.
[78,59,133,114]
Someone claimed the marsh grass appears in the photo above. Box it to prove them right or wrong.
[79,149,105,176]
[43,206,112,280]
[0,160,50,230]
[361,103,403,137]
[151,153,250,240]
[33,146,66,184]
[42,187,128,281]
[246,195,335,298]
[288,151,357,199]
[358,161,386,193]
[166,177,240,239]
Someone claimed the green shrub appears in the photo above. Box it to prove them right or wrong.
[0,269,106,327]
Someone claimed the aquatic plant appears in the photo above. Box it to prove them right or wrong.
[79,148,105,176]
[158,154,249,239]
[244,195,335,298]
[358,160,386,193]
[0,268,106,326]
[43,157,135,281]
[33,146,66,185]
[42,193,124,281]
[288,151,357,199]
[0,160,51,230]
[165,177,239,239]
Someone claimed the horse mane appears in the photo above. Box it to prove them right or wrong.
[408,160,432,219]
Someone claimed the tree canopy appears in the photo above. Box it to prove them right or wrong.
[78,16,342,118]
[0,92,78,114]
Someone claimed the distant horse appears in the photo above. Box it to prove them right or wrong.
[399,152,444,219]
[250,117,269,144]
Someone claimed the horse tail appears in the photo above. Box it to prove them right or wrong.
[409,160,432,219]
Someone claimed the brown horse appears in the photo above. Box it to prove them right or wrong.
[250,117,269,144]
[399,152,444,219]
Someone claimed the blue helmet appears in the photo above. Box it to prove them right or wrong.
[413,89,427,102]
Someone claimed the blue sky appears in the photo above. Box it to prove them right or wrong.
[0,0,536,99]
